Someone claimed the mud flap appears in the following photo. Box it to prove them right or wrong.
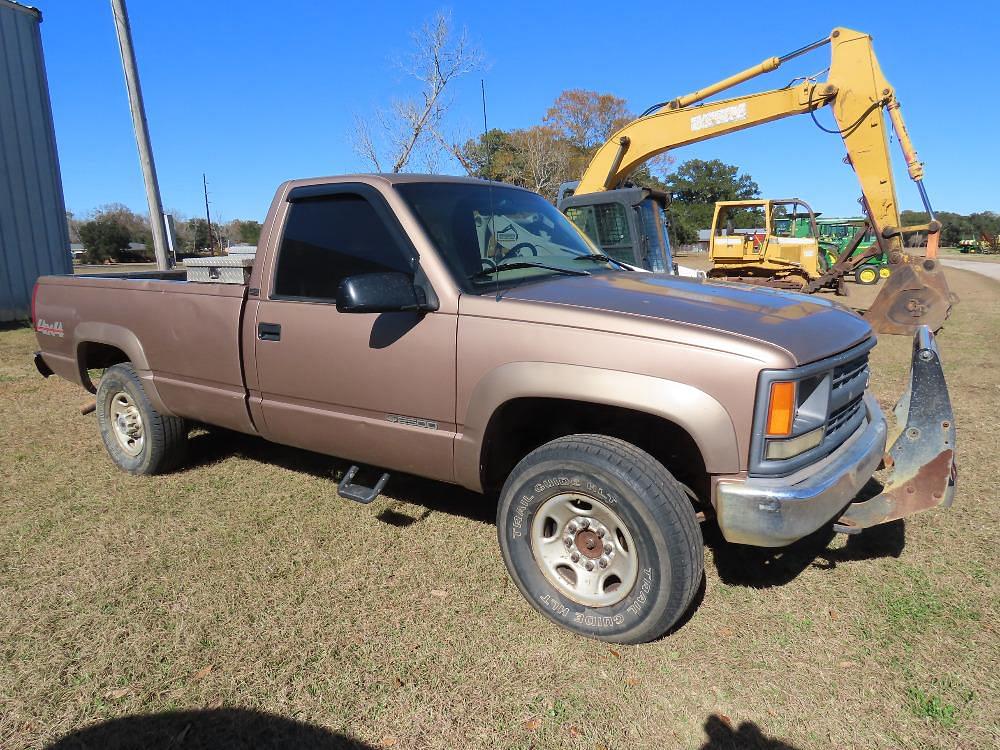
[864,258,957,336]
[835,325,956,532]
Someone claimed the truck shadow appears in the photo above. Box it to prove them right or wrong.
[185,430,904,589]
[698,714,804,750]
[705,516,905,589]
[44,707,374,749]
[185,428,496,525]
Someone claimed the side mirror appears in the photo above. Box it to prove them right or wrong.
[336,271,435,314]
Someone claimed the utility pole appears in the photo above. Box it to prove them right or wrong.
[111,0,170,270]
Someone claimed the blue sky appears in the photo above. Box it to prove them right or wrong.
[34,0,998,223]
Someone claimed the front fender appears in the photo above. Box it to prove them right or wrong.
[454,361,741,491]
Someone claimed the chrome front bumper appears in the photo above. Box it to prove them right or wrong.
[715,394,888,547]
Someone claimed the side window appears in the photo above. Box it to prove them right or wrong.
[273,194,413,300]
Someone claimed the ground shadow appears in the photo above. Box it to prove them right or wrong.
[699,714,804,750]
[44,708,374,750]
[0,318,30,332]
[706,511,905,589]
[185,428,496,525]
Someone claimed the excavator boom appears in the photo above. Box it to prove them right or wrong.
[571,27,955,335]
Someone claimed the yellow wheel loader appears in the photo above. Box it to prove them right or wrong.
[558,27,957,335]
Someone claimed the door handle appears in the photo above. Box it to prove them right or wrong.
[258,322,281,341]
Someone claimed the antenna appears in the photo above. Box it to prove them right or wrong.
[481,79,500,299]
[202,173,220,255]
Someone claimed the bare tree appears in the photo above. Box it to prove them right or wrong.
[353,10,482,173]
[512,126,573,199]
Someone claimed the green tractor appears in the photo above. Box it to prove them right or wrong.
[816,217,890,285]
[775,214,891,285]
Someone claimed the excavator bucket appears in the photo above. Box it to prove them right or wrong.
[863,257,957,335]
[834,326,956,532]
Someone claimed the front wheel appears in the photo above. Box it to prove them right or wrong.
[497,434,704,643]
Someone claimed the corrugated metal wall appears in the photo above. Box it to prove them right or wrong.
[0,0,71,322]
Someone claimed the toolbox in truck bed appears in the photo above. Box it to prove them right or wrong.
[183,255,253,284]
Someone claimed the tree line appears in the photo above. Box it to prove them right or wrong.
[900,209,1000,247]
[68,204,261,263]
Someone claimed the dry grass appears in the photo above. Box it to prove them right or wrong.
[1,267,997,749]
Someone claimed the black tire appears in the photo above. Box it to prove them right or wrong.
[497,434,704,643]
[96,363,188,475]
[854,266,879,285]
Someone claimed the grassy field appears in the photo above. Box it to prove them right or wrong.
[1,268,997,749]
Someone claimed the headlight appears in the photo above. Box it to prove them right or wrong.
[750,337,875,477]
[765,426,825,460]
[760,375,829,460]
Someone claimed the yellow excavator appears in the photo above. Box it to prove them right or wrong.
[558,27,956,335]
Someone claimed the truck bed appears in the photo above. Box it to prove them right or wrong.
[33,273,255,434]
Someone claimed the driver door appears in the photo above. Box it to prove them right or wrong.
[250,184,457,482]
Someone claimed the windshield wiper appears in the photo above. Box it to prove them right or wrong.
[571,253,630,269]
[469,261,590,281]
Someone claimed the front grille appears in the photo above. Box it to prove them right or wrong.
[828,394,865,435]
[825,351,870,450]
[823,396,864,440]
[833,352,869,390]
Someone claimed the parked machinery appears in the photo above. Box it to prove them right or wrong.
[559,27,957,334]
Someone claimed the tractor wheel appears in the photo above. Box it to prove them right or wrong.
[855,266,879,285]
[879,266,892,280]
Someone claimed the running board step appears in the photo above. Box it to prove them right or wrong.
[337,465,390,504]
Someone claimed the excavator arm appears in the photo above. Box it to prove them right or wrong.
[573,27,955,334]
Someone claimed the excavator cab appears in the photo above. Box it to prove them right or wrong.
[708,199,824,289]
[558,182,674,273]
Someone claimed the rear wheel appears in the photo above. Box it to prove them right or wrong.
[96,363,188,475]
[855,266,879,285]
[879,265,892,280]
[497,434,704,643]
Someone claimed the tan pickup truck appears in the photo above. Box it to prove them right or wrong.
[32,175,957,643]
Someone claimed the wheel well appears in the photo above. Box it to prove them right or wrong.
[78,342,129,392]
[480,398,709,503]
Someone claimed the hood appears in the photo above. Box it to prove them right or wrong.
[500,272,873,366]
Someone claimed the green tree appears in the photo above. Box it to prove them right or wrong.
[78,217,131,262]
[900,209,1000,248]
[186,218,223,254]
[544,89,631,153]
[665,159,760,244]
[230,220,262,245]
[458,129,522,183]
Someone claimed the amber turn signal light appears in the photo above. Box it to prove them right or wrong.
[765,381,796,436]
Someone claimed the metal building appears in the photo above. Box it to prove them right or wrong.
[0,0,70,322]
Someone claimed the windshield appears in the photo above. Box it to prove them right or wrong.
[395,182,620,294]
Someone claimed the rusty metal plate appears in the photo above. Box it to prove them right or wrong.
[836,326,956,530]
